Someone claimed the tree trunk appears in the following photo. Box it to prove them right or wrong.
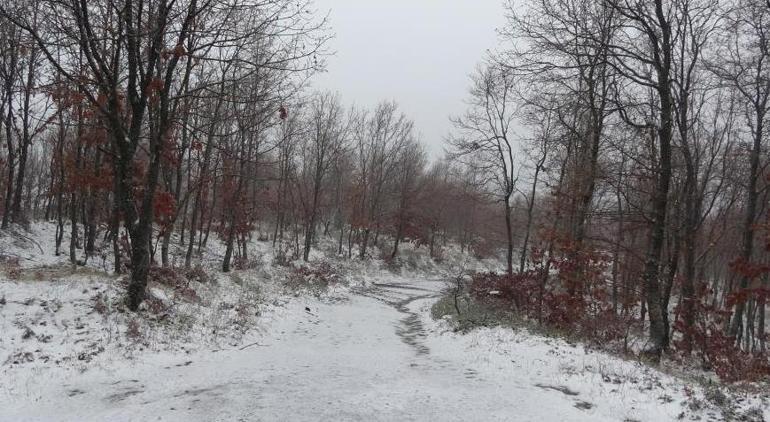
[303,182,322,262]
[2,88,14,229]
[504,196,514,275]
[222,222,236,273]
[612,181,624,315]
[347,227,353,258]
[111,187,122,274]
[757,280,767,353]
[643,119,674,359]
[11,48,37,224]
[69,103,85,265]
[124,127,164,311]
[185,192,201,268]
[127,221,152,311]
[85,147,102,259]
[360,228,370,259]
[641,3,675,358]
[391,221,403,260]
[730,117,764,341]
[661,228,681,351]
[520,163,542,273]
[161,230,172,267]
[679,177,699,352]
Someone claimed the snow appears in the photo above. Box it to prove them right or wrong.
[1,223,768,421]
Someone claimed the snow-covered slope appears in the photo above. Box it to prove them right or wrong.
[1,224,768,421]
[2,276,768,421]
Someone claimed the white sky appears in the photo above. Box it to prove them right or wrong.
[311,0,508,159]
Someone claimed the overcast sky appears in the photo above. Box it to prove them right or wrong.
[311,0,508,159]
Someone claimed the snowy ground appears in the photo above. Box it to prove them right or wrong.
[1,224,769,421]
[2,275,768,421]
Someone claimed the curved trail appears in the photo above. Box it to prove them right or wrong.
[4,278,624,421]
[355,281,442,356]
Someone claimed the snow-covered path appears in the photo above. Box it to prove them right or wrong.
[1,278,734,421]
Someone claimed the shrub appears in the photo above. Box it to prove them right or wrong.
[673,287,770,382]
[148,266,199,303]
[385,258,402,272]
[144,295,170,315]
[431,290,515,332]
[469,270,543,316]
[184,265,211,284]
[285,261,341,293]
[2,256,21,280]
[466,244,770,382]
[234,255,263,271]
[468,245,636,352]
[272,249,292,267]
[92,293,108,315]
[126,319,141,339]
[149,266,185,287]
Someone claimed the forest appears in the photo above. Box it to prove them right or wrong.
[1,0,770,418]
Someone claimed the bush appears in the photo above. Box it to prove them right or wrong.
[126,319,141,340]
[468,248,636,352]
[272,249,292,267]
[673,287,770,382]
[468,270,544,317]
[148,266,199,303]
[234,254,264,271]
[706,335,770,382]
[465,247,770,382]
[92,293,108,315]
[184,265,211,284]
[431,291,516,332]
[2,256,21,280]
[285,261,341,294]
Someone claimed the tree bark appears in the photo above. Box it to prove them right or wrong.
[504,195,514,275]
[730,113,765,340]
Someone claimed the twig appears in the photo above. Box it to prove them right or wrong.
[239,341,267,350]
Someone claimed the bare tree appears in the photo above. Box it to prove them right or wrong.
[604,0,678,358]
[516,108,554,273]
[501,0,617,270]
[450,62,519,275]
[708,0,770,344]
[669,0,721,352]
[299,92,348,262]
[0,0,329,309]
[353,101,414,259]
[390,139,426,259]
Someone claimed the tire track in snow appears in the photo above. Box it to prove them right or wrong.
[353,281,442,356]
